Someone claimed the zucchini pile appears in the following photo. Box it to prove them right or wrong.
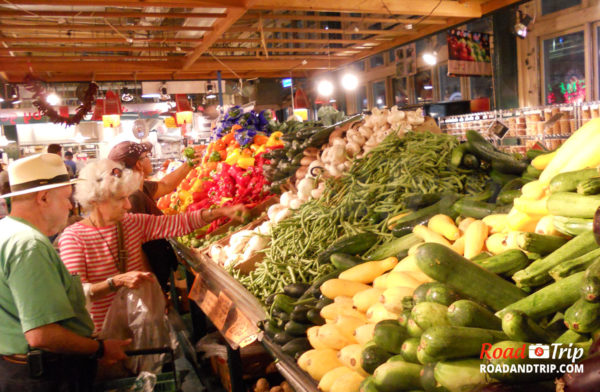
[262,114,362,192]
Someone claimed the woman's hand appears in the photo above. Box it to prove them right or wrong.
[114,271,154,289]
[218,204,251,223]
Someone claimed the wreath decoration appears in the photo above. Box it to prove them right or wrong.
[23,74,98,126]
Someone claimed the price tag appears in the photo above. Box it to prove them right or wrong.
[200,290,219,316]
[224,309,259,348]
[188,276,208,305]
[210,291,233,330]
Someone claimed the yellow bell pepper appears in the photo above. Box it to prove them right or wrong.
[266,131,283,147]
[190,178,203,193]
[255,145,267,155]
[178,190,191,202]
[225,148,241,165]
[237,156,255,169]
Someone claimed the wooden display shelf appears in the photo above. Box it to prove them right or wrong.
[170,240,319,392]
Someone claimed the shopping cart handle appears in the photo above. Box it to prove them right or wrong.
[124,348,172,356]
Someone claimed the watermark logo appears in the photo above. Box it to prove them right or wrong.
[479,343,585,376]
[480,343,584,363]
[529,344,550,359]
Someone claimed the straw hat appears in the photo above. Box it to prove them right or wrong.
[0,153,78,198]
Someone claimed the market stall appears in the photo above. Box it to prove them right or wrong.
[151,98,600,392]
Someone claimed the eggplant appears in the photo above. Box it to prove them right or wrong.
[558,354,600,392]
[471,381,555,392]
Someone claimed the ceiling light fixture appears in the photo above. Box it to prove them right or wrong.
[341,73,359,91]
[206,84,216,99]
[422,51,438,66]
[121,87,134,102]
[46,92,61,106]
[514,10,533,39]
[159,83,170,101]
[317,80,334,97]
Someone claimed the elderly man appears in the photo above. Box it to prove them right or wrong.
[0,153,129,391]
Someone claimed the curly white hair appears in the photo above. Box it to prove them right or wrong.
[75,159,141,210]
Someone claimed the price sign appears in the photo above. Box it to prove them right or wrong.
[188,276,220,316]
[210,291,233,330]
[224,309,259,348]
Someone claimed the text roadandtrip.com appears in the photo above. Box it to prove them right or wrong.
[479,343,585,375]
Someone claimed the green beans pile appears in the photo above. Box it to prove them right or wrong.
[232,131,490,303]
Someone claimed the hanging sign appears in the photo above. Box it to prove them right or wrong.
[447,29,492,77]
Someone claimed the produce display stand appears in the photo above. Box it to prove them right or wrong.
[170,240,319,392]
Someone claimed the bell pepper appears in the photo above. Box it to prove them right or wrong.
[222,131,235,146]
[237,156,255,169]
[179,178,193,191]
[266,131,283,147]
[225,148,241,165]
[255,145,267,156]
[183,147,195,159]
[214,139,226,151]
[241,148,253,157]
[178,190,191,202]
[208,151,222,162]
[253,134,269,146]
[190,178,204,193]
[157,195,171,210]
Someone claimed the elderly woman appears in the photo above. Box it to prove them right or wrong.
[59,159,246,332]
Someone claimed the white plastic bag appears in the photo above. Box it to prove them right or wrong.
[99,278,173,374]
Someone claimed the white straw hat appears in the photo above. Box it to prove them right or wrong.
[1,153,78,198]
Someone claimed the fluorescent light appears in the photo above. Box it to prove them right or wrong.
[422,52,438,66]
[341,73,359,91]
[317,80,334,97]
[46,92,61,106]
[141,93,160,98]
[424,85,433,90]
[206,93,216,99]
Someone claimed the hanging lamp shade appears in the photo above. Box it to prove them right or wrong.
[175,94,193,126]
[102,90,122,128]
[91,98,104,121]
[294,87,310,109]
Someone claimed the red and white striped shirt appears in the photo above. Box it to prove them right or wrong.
[59,212,203,331]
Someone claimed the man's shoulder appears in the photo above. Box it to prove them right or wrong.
[0,218,54,260]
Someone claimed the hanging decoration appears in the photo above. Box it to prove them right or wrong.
[23,74,97,126]
[175,94,194,127]
[102,90,122,128]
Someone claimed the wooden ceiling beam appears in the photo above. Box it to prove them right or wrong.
[0,37,202,43]
[217,38,387,44]
[0,9,227,19]
[2,70,309,82]
[481,0,523,14]
[0,58,342,73]
[0,23,213,32]
[2,0,246,8]
[0,55,179,60]
[241,12,448,25]
[183,6,247,70]
[209,46,356,53]
[227,26,411,36]
[1,45,193,53]
[248,0,482,18]
[0,54,348,61]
